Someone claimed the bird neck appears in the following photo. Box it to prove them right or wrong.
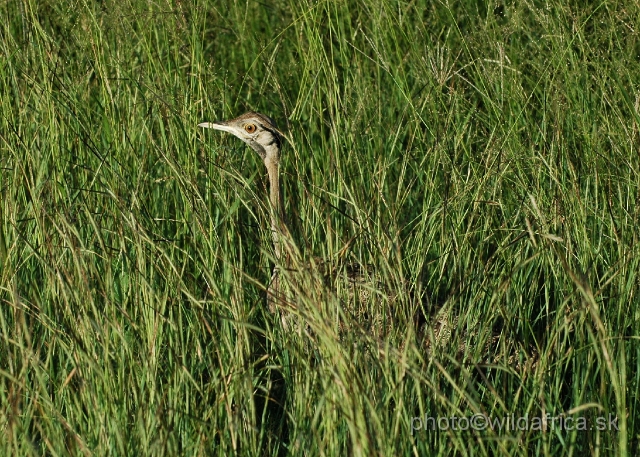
[264,151,284,262]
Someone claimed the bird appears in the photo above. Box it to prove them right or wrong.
[198,112,539,370]
[198,112,290,314]
[198,111,400,340]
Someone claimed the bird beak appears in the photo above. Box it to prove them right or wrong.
[198,121,235,134]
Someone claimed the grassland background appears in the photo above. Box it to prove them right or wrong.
[1,0,639,455]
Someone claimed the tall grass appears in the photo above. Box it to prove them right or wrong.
[1,0,638,455]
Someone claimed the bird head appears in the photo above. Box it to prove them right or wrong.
[198,112,282,165]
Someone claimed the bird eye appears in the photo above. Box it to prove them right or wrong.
[245,124,257,133]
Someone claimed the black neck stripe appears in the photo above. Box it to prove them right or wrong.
[258,123,281,149]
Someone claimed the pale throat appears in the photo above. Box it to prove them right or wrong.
[263,144,283,260]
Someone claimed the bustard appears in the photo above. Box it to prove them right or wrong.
[198,112,396,333]
[198,112,538,369]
